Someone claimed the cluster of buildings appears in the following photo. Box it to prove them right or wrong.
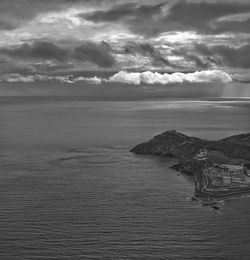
[210,164,250,184]
[195,148,250,184]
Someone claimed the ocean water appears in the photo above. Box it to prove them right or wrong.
[0,97,250,259]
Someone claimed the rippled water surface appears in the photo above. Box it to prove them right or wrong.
[0,98,250,259]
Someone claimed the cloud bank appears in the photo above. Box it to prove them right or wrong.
[82,1,250,36]
[0,41,68,62]
[1,74,103,84]
[107,70,233,85]
[122,42,173,67]
[1,70,233,85]
[192,43,250,69]
[0,41,116,69]
[74,42,116,68]
[1,0,250,79]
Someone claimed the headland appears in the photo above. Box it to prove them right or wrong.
[130,130,250,211]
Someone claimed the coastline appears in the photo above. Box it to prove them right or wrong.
[130,130,250,211]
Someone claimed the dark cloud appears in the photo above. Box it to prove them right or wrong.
[136,1,250,36]
[121,41,215,69]
[0,41,116,68]
[122,40,250,69]
[73,42,116,68]
[173,47,211,69]
[81,2,165,22]
[81,2,166,36]
[123,42,173,67]
[0,0,58,30]
[163,1,250,33]
[0,57,36,75]
[0,41,69,61]
[212,44,250,68]
[192,43,250,68]
[32,62,74,72]
[82,0,250,36]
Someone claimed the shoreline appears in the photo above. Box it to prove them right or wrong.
[183,169,250,211]
[193,171,250,198]
[130,130,250,211]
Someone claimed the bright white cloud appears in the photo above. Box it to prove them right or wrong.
[107,71,141,85]
[3,74,35,83]
[74,76,102,84]
[37,8,92,27]
[107,70,233,85]
[155,32,201,44]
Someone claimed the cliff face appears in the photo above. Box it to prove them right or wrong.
[130,130,250,174]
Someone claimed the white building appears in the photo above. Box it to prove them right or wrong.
[195,148,207,161]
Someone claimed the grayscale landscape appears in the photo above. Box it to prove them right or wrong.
[0,0,250,259]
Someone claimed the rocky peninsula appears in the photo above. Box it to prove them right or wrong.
[130,130,250,210]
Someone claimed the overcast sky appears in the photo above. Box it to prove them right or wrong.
[0,0,250,76]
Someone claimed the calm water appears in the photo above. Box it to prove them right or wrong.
[0,97,250,259]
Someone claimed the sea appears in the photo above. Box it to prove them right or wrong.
[0,92,250,259]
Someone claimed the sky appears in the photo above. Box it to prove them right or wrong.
[0,0,250,85]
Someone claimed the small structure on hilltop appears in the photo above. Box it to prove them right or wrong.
[195,148,208,161]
